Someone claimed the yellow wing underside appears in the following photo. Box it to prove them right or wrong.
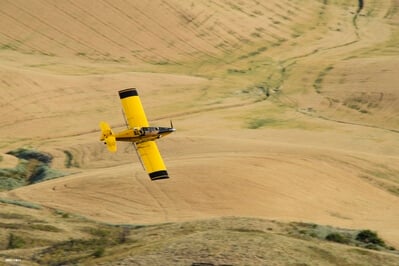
[136,141,169,180]
[119,89,149,128]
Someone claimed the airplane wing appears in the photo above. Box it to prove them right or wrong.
[119,88,149,128]
[136,141,169,180]
[119,88,169,180]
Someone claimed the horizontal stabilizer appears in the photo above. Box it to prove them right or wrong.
[100,121,117,152]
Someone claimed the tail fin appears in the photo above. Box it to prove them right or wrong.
[99,122,117,152]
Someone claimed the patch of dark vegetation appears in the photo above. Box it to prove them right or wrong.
[32,225,132,265]
[356,230,387,249]
[289,222,396,253]
[357,0,364,14]
[353,0,364,29]
[7,233,26,249]
[7,148,52,164]
[0,148,66,191]
[343,92,382,114]
[2,232,53,250]
[32,239,96,265]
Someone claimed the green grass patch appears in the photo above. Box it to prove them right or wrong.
[246,115,328,131]
[247,118,280,129]
[0,198,42,209]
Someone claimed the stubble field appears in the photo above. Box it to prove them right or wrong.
[0,0,398,264]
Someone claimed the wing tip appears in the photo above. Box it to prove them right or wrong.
[149,170,170,181]
[119,88,138,99]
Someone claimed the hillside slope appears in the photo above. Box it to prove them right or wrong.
[1,0,399,259]
[0,205,398,265]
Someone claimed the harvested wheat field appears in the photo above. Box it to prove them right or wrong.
[1,0,399,265]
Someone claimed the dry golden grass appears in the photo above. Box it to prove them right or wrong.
[0,0,399,264]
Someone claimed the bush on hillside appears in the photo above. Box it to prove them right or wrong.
[356,230,386,247]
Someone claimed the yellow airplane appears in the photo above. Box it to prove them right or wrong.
[99,88,175,180]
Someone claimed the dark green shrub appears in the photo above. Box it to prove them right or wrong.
[28,164,47,184]
[356,230,386,247]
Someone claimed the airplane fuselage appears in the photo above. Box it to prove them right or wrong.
[114,126,175,143]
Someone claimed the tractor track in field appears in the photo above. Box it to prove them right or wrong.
[134,171,171,221]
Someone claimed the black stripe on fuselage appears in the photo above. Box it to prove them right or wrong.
[119,88,138,99]
[149,170,169,181]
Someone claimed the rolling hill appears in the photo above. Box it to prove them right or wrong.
[1,0,399,264]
